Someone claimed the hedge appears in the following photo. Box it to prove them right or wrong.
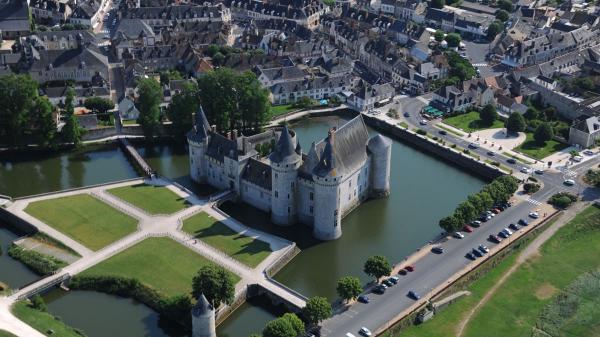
[7,244,67,275]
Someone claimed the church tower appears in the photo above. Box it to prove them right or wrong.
[270,125,302,226]
[191,293,216,337]
[187,106,211,184]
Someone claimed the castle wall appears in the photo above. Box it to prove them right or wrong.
[240,180,272,212]
[296,178,315,225]
[189,141,206,183]
[271,160,301,226]
[313,176,342,240]
[206,158,230,190]
[369,146,392,197]
[338,163,370,217]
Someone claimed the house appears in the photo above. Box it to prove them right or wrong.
[269,75,353,105]
[431,78,494,113]
[69,0,103,28]
[30,0,72,24]
[225,0,327,29]
[0,0,31,39]
[42,85,111,106]
[23,30,97,51]
[349,81,395,111]
[27,45,110,84]
[118,97,140,120]
[569,115,600,148]
[120,4,231,30]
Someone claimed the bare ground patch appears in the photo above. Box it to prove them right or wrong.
[535,283,558,300]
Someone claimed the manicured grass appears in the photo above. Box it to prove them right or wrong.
[514,132,569,160]
[80,237,239,297]
[12,301,84,337]
[25,194,138,251]
[395,252,520,337]
[182,212,271,268]
[398,121,409,129]
[443,111,505,132]
[463,205,600,337]
[107,184,190,215]
[271,104,297,117]
[0,330,17,337]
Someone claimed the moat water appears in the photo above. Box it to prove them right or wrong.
[0,115,485,336]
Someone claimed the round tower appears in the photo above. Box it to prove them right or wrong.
[187,106,211,184]
[269,125,301,226]
[312,131,342,240]
[367,134,392,198]
[191,293,216,337]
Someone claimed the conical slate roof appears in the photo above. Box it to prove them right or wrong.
[187,106,210,143]
[269,125,299,164]
[367,134,392,151]
[192,293,213,317]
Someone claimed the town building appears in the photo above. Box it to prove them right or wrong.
[569,115,600,148]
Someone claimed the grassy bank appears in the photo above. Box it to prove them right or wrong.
[182,212,271,268]
[107,184,190,215]
[7,244,67,275]
[12,301,85,337]
[514,132,568,160]
[0,330,17,337]
[463,205,600,337]
[80,237,240,297]
[443,111,505,132]
[25,194,138,251]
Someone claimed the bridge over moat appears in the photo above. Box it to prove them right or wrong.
[0,177,307,336]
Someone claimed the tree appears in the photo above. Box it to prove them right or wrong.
[455,200,477,224]
[281,313,305,337]
[542,107,556,121]
[506,112,526,133]
[498,0,513,12]
[549,192,578,209]
[136,77,163,139]
[84,97,114,114]
[191,265,235,308]
[495,9,509,22]
[534,122,554,144]
[574,77,594,91]
[336,276,363,302]
[523,107,538,120]
[301,296,332,326]
[445,33,461,48]
[62,87,82,147]
[439,215,461,232]
[479,104,497,126]
[523,182,540,194]
[0,74,39,145]
[363,255,391,282]
[167,81,199,139]
[434,30,445,42]
[30,295,47,311]
[263,317,296,337]
[431,0,445,8]
[31,96,57,148]
[487,21,503,40]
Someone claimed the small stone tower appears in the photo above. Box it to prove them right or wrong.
[269,125,302,226]
[187,106,211,184]
[312,130,343,241]
[191,293,216,337]
[367,134,392,197]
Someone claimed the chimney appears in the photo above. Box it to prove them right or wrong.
[328,127,336,143]
[211,125,217,133]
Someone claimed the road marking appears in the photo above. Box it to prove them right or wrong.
[473,63,488,67]
[526,198,542,206]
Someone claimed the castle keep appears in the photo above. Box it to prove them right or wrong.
[187,107,392,240]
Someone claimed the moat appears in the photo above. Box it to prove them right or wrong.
[0,115,485,336]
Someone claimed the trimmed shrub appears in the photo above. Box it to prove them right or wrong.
[548,192,578,209]
[523,183,541,194]
[7,244,67,275]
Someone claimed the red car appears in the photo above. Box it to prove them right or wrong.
[491,208,501,214]
[405,265,415,272]
[463,225,474,233]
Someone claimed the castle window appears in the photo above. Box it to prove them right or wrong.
[288,207,290,214]
[275,191,278,198]
[275,173,278,179]
[287,194,290,199]
[334,210,338,227]
[310,206,313,214]
[310,192,314,201]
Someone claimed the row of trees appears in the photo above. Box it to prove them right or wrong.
[476,106,557,145]
[439,175,519,232]
[136,68,271,141]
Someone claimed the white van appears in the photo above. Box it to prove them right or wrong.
[346,333,357,337]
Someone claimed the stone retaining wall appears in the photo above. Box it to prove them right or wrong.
[0,207,38,235]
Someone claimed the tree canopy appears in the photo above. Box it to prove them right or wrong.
[167,81,199,140]
[444,33,461,48]
[363,255,391,281]
[506,112,526,133]
[498,0,514,12]
[262,313,305,337]
[434,30,445,42]
[487,20,504,40]
[301,296,332,326]
[431,0,445,9]
[336,276,363,302]
[479,104,498,126]
[191,265,235,308]
[534,122,554,144]
[136,77,163,139]
[495,10,509,22]
[62,87,82,147]
[84,97,114,114]
[197,68,271,134]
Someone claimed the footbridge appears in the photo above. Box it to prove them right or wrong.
[118,137,155,177]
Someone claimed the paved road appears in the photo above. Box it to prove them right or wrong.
[321,107,600,337]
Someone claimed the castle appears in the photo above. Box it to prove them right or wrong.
[187,107,392,240]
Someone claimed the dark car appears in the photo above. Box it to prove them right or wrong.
[498,231,509,239]
[518,219,529,226]
[470,220,482,228]
[488,234,501,243]
[466,252,476,260]
[408,290,421,300]
[373,285,386,295]
[432,247,445,254]
[405,265,415,272]
[383,279,394,287]
[487,151,496,156]
[358,295,370,303]
[472,248,482,257]
[507,158,517,164]
[439,130,448,135]
[509,223,519,231]
[398,269,407,276]
[403,112,410,117]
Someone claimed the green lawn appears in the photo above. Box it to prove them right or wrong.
[107,184,190,215]
[12,301,84,337]
[514,132,569,160]
[394,252,520,337]
[270,104,297,117]
[398,121,409,129]
[80,237,239,297]
[462,205,600,337]
[443,111,505,132]
[24,194,138,251]
[182,212,271,268]
[0,330,17,337]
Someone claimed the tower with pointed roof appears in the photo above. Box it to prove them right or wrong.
[187,106,211,184]
[269,125,302,226]
[367,134,392,197]
[191,293,216,337]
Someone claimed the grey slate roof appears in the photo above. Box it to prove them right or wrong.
[242,158,272,190]
[206,133,238,162]
[269,125,299,164]
[187,106,211,143]
[367,134,392,152]
[313,115,369,177]
[192,293,213,317]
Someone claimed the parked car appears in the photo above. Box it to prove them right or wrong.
[498,231,508,239]
[564,179,575,186]
[488,234,501,243]
[372,285,386,294]
[529,212,539,219]
[486,210,496,217]
[419,119,428,125]
[439,130,448,135]
[518,218,529,226]
[405,265,415,272]
[383,279,394,287]
[478,245,489,254]
[432,247,445,254]
[408,290,421,300]
[359,327,372,337]
[358,295,370,303]
[572,155,583,162]
[454,232,465,239]
[463,225,474,233]
[509,223,519,231]
[346,333,357,337]
[471,220,482,228]
[583,150,594,156]
[472,248,482,257]
[535,169,545,175]
[389,276,400,284]
[468,142,480,149]
[466,252,475,260]
[520,167,531,174]
[502,228,513,236]
[487,151,495,156]
[491,209,500,214]
[507,158,517,164]
[403,112,410,117]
